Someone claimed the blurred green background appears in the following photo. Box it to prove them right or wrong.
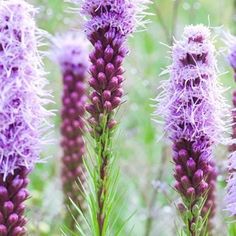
[26,0,235,235]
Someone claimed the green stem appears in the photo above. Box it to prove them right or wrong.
[95,114,113,236]
[153,1,171,44]
[170,0,181,45]
[144,145,168,236]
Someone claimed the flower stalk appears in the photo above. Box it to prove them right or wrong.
[0,0,51,235]
[73,0,150,235]
[54,33,89,229]
[156,25,229,235]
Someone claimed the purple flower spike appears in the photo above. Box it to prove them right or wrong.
[156,25,229,233]
[226,34,236,216]
[0,0,52,234]
[71,0,150,234]
[79,0,150,131]
[53,33,89,228]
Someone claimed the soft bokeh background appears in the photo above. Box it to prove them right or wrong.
[26,0,236,235]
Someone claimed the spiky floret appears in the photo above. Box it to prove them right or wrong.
[0,0,51,235]
[226,34,236,216]
[156,25,229,234]
[80,0,150,37]
[0,0,51,179]
[161,25,229,147]
[53,32,89,229]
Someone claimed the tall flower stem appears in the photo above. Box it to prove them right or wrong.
[54,33,89,229]
[0,0,51,235]
[96,115,111,233]
[72,0,150,235]
[86,27,126,235]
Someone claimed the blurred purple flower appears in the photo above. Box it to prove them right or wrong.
[0,0,52,234]
[156,25,230,231]
[226,34,236,216]
[53,32,89,228]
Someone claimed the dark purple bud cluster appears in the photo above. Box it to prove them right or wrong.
[54,33,89,228]
[80,0,150,134]
[61,70,87,209]
[86,29,126,133]
[173,140,217,218]
[0,167,29,236]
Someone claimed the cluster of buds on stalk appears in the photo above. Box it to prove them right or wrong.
[0,0,52,235]
[79,0,150,136]
[54,33,89,229]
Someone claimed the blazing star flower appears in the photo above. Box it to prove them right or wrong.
[156,25,229,233]
[226,34,236,216]
[0,0,51,234]
[53,32,89,228]
[73,0,150,234]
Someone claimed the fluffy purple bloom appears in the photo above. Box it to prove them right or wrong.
[0,0,51,178]
[80,0,150,37]
[156,25,229,232]
[53,32,89,228]
[161,26,228,146]
[226,35,236,216]
[0,0,51,234]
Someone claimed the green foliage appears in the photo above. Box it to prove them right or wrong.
[178,195,210,236]
[228,222,236,236]
[65,144,127,236]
